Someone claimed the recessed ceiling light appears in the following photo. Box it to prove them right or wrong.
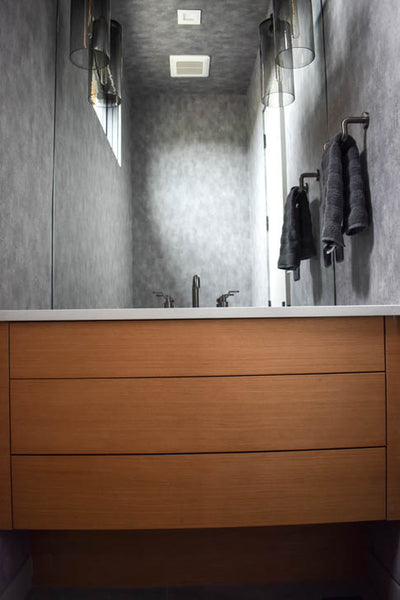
[177,10,202,25]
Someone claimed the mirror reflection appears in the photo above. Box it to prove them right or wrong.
[52,0,332,309]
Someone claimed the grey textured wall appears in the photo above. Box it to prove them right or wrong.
[247,55,269,307]
[0,0,56,308]
[0,0,54,587]
[282,0,335,306]
[323,0,399,304]
[53,0,135,309]
[130,94,254,308]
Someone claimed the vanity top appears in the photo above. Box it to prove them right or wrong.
[0,305,400,321]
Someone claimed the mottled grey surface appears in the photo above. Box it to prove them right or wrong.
[282,0,335,306]
[323,0,400,304]
[53,0,135,308]
[130,94,253,308]
[247,55,269,307]
[111,0,272,95]
[0,0,56,308]
[28,581,377,600]
[0,532,30,596]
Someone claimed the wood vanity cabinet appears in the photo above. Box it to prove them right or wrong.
[1,316,395,530]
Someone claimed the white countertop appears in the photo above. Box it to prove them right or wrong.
[0,305,399,321]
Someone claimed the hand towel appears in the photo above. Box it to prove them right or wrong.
[341,136,369,235]
[322,133,368,253]
[321,133,344,252]
[278,186,316,271]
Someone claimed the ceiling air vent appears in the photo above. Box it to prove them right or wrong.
[177,10,202,25]
[169,55,210,78]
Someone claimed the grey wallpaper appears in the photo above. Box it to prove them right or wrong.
[0,0,53,586]
[0,0,56,308]
[323,0,399,304]
[282,0,335,306]
[130,93,254,308]
[53,0,135,309]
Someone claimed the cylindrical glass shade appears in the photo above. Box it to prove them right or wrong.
[273,0,315,69]
[70,0,111,69]
[89,20,122,107]
[259,18,295,108]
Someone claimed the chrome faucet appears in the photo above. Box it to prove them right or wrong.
[216,290,239,307]
[192,274,200,307]
[153,291,175,308]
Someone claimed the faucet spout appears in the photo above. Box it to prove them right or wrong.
[192,274,200,308]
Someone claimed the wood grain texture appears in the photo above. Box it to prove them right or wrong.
[30,524,367,587]
[11,373,386,454]
[386,316,400,519]
[12,449,385,530]
[0,323,11,529]
[9,317,385,379]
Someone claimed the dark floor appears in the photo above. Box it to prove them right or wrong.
[27,581,379,600]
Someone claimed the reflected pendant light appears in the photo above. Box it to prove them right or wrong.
[89,20,122,107]
[70,0,111,69]
[273,0,315,69]
[259,17,295,107]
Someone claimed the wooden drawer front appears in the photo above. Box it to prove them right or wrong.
[12,449,385,530]
[10,318,384,378]
[11,373,386,455]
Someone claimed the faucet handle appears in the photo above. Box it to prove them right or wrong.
[152,291,175,308]
[216,290,239,307]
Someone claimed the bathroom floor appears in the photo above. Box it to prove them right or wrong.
[27,581,380,600]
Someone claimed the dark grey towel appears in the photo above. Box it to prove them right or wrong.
[322,133,368,253]
[321,133,344,251]
[278,186,316,270]
[342,136,369,235]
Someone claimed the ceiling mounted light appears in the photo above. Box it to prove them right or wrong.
[70,0,111,69]
[259,17,295,107]
[89,20,122,107]
[273,0,315,69]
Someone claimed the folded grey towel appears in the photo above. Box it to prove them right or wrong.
[342,136,369,235]
[322,133,368,253]
[278,186,316,271]
[321,133,344,251]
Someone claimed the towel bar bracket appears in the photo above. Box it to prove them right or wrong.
[299,169,320,192]
[323,112,370,150]
[341,111,370,141]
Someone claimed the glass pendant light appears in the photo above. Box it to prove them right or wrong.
[259,17,295,108]
[70,0,111,70]
[89,20,122,107]
[273,0,315,69]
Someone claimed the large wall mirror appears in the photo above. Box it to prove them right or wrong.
[52,0,333,309]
